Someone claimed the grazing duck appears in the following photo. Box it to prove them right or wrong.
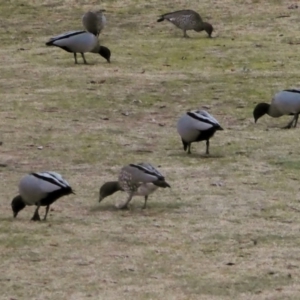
[177,110,223,155]
[11,171,74,221]
[82,9,106,36]
[99,163,171,209]
[157,9,213,38]
[253,89,300,128]
[45,30,111,64]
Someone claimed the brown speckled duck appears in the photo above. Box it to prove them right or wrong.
[157,9,213,38]
[82,9,106,37]
[99,163,171,209]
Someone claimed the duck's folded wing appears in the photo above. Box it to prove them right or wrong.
[162,10,201,20]
[47,30,85,43]
[32,172,71,192]
[127,163,164,183]
[197,110,221,125]
[187,110,219,130]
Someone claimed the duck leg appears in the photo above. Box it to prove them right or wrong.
[31,204,41,221]
[283,117,296,129]
[293,114,299,128]
[119,194,133,210]
[183,30,190,38]
[80,53,88,64]
[142,196,148,209]
[43,205,50,221]
[187,143,192,154]
[206,140,210,155]
[73,53,78,64]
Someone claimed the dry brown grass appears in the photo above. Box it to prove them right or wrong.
[1,0,300,299]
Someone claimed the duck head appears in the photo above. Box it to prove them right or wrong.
[99,46,111,63]
[195,22,213,37]
[11,195,26,218]
[253,103,270,123]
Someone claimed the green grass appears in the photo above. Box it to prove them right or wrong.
[2,0,300,299]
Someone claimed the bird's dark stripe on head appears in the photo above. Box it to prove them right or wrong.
[187,112,218,126]
[284,89,300,94]
[129,164,164,180]
[32,173,69,189]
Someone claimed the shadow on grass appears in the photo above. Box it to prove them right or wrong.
[90,200,184,213]
[271,159,300,170]
[90,204,119,212]
[168,151,225,159]
[178,273,292,297]
[0,216,15,222]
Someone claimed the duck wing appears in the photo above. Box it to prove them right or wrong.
[46,30,86,45]
[187,110,222,130]
[158,10,202,22]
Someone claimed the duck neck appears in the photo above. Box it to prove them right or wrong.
[268,103,282,117]
[253,102,271,122]
[202,22,213,37]
[99,181,122,202]
[90,44,100,54]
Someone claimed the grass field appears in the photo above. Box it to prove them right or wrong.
[1,0,300,299]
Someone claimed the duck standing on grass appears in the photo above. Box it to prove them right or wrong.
[157,9,213,38]
[253,89,300,128]
[82,9,106,36]
[45,30,111,64]
[177,110,223,155]
[99,163,171,209]
[11,172,74,221]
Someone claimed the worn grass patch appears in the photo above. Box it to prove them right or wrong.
[1,0,300,299]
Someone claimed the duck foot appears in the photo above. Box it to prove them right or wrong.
[31,213,41,221]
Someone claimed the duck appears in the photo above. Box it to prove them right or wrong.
[253,89,300,128]
[157,9,213,38]
[177,109,223,155]
[99,163,171,209]
[82,9,106,36]
[11,171,74,221]
[45,30,111,64]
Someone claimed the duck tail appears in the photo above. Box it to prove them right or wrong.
[154,180,171,188]
[45,40,54,46]
[157,16,165,22]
